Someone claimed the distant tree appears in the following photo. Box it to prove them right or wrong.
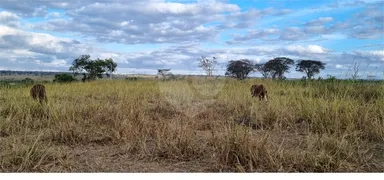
[263,57,294,79]
[53,74,77,83]
[198,56,218,77]
[69,55,117,82]
[255,63,271,78]
[296,60,326,79]
[104,58,117,78]
[225,59,254,80]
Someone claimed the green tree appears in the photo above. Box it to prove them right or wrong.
[69,55,117,82]
[255,63,271,78]
[104,58,117,78]
[21,78,34,85]
[225,59,254,80]
[263,57,294,79]
[53,73,77,83]
[296,60,326,79]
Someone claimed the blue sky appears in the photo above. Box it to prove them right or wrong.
[0,0,383,79]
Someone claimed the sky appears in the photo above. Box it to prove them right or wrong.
[0,0,383,79]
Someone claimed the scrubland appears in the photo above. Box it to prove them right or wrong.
[0,78,383,172]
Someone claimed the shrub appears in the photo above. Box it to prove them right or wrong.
[20,78,34,85]
[53,74,77,83]
[324,75,337,83]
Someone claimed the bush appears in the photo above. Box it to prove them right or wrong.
[20,78,34,85]
[53,74,77,83]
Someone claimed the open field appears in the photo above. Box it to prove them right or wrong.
[0,78,383,172]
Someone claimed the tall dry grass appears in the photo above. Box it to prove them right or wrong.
[0,78,383,172]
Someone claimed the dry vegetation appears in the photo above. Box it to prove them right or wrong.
[0,78,383,172]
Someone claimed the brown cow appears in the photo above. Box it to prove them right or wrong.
[30,84,47,104]
[250,84,268,102]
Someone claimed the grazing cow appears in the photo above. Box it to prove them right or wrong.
[30,84,47,104]
[250,84,268,102]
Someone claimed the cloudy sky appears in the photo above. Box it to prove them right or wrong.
[0,0,383,79]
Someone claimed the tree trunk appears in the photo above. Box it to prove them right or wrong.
[82,73,87,82]
[306,70,312,80]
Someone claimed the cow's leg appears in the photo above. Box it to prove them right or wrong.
[264,94,268,102]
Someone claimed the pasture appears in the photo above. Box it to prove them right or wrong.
[0,78,383,172]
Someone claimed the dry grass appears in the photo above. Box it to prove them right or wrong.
[0,78,383,172]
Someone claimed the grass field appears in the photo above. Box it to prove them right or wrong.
[0,78,383,172]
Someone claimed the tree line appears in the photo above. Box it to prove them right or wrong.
[198,56,326,80]
[55,54,325,82]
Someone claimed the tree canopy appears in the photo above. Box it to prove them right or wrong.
[225,59,254,80]
[296,60,326,79]
[69,54,117,82]
[53,73,77,83]
[262,57,294,79]
[255,63,271,78]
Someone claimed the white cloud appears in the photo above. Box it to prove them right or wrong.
[305,17,334,26]
[0,25,105,70]
[28,0,243,44]
[304,25,328,34]
[23,0,292,44]
[0,11,20,27]
[321,33,347,40]
[228,28,280,43]
[368,50,384,58]
[307,45,328,54]
[45,12,61,19]
[354,50,384,62]
[285,45,328,55]
[35,59,67,67]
